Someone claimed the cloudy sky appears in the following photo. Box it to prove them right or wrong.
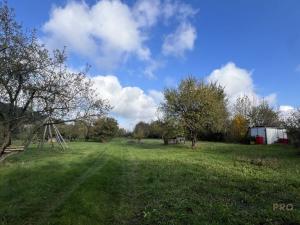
[9,0,300,129]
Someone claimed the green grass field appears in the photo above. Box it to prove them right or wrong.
[0,139,299,225]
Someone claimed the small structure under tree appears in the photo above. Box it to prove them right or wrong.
[165,136,185,144]
[37,117,68,150]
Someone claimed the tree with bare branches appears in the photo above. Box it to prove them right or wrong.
[0,1,110,155]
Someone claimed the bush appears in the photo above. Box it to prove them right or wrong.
[227,114,249,143]
[285,109,300,148]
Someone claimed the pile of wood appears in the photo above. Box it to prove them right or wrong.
[4,145,25,153]
[166,137,186,144]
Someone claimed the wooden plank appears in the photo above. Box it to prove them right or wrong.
[5,149,24,152]
[5,146,25,152]
[7,145,24,148]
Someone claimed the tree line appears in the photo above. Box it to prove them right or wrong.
[0,1,299,151]
[131,77,300,148]
[57,117,125,142]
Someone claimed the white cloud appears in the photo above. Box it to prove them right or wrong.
[43,0,150,69]
[162,22,197,57]
[264,93,277,106]
[91,75,162,130]
[133,0,161,27]
[279,105,295,112]
[162,0,197,21]
[206,62,277,106]
[43,2,95,55]
[42,0,197,75]
[279,105,295,120]
[149,89,164,104]
[143,59,162,79]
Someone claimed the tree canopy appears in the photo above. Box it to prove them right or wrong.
[133,121,150,142]
[248,101,280,127]
[91,117,119,142]
[161,76,228,148]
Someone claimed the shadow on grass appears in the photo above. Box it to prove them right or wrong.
[0,143,299,225]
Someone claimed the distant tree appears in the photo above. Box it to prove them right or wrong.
[149,120,164,138]
[227,96,253,142]
[58,122,86,141]
[284,108,300,147]
[147,118,185,143]
[92,117,119,142]
[133,121,150,143]
[229,114,249,142]
[0,2,110,155]
[161,76,228,148]
[117,128,128,137]
[248,101,280,127]
[233,95,252,119]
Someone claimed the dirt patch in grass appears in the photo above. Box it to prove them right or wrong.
[235,156,279,168]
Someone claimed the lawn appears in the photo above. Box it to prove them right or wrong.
[0,139,299,225]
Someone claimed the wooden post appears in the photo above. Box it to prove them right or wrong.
[40,124,47,150]
[53,125,65,150]
[53,124,68,149]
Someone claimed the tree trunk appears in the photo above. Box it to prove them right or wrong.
[0,127,12,156]
[85,125,91,142]
[163,138,168,145]
[191,133,197,149]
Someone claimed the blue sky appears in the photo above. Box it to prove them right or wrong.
[8,0,300,129]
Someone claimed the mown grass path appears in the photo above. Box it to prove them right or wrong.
[0,139,299,225]
[37,148,109,224]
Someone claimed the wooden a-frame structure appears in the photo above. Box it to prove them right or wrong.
[38,116,68,150]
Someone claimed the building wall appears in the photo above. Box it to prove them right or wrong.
[266,128,278,144]
[250,127,288,144]
[250,127,266,143]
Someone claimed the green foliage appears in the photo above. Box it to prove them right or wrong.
[91,117,119,142]
[133,121,150,142]
[162,76,228,147]
[50,117,120,142]
[148,120,164,138]
[160,117,185,144]
[285,108,300,147]
[117,128,129,137]
[0,140,299,225]
[57,122,86,141]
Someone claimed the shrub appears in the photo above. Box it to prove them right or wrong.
[285,109,300,148]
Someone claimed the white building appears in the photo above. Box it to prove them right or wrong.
[249,127,288,144]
